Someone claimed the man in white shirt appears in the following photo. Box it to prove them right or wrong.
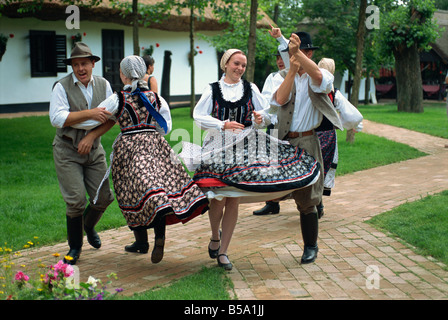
[270,29,340,264]
[49,43,115,265]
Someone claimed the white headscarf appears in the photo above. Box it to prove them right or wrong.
[317,58,335,75]
[120,55,147,92]
[220,49,243,72]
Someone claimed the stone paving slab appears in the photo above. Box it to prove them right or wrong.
[11,119,448,300]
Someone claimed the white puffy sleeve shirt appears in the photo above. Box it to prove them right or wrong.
[193,78,271,131]
[49,73,113,128]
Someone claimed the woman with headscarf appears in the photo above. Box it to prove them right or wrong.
[315,58,363,217]
[180,49,321,270]
[73,55,209,264]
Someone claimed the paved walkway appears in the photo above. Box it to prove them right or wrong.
[14,119,448,300]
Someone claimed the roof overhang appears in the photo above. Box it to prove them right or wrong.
[1,0,274,32]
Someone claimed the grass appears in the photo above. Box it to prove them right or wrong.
[336,129,425,176]
[368,190,448,266]
[357,102,448,139]
[122,266,233,300]
[0,102,446,299]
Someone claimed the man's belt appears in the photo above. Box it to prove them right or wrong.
[287,130,314,138]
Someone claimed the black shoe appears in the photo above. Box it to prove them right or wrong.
[151,237,165,264]
[125,241,149,253]
[208,239,220,259]
[85,226,101,249]
[208,230,221,259]
[64,248,82,265]
[217,254,233,271]
[253,201,280,215]
[125,229,149,253]
[301,245,318,264]
[83,205,104,249]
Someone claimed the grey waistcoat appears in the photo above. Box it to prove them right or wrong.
[55,73,108,148]
[274,69,342,140]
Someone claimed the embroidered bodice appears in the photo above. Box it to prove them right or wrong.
[210,79,254,127]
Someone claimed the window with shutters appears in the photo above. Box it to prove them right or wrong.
[29,30,67,77]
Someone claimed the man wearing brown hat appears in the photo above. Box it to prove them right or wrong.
[49,42,115,264]
[268,28,342,264]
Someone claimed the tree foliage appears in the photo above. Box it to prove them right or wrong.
[373,0,443,112]
[374,0,441,60]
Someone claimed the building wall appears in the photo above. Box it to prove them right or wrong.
[0,16,219,108]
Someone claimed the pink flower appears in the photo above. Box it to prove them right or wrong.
[14,271,30,282]
[54,260,74,278]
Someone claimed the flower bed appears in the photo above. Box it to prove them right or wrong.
[1,238,123,300]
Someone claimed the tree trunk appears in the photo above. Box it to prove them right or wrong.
[246,0,258,83]
[132,0,139,56]
[347,0,367,143]
[189,5,196,117]
[393,43,423,113]
[263,3,279,81]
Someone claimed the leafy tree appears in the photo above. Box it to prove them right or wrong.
[374,0,442,112]
[205,0,278,88]
[113,0,214,116]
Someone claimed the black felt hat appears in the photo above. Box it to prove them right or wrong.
[294,31,319,50]
[282,31,319,52]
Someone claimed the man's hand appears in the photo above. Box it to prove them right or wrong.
[63,107,112,128]
[89,107,112,124]
[289,55,301,73]
[78,134,95,155]
[77,119,116,155]
[289,33,300,57]
[268,24,282,39]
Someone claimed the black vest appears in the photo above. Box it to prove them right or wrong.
[210,80,254,127]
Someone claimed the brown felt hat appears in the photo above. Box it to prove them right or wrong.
[63,42,101,65]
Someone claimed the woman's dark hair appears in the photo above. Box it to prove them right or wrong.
[142,55,155,69]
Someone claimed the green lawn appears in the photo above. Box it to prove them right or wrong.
[358,102,448,139]
[368,190,448,266]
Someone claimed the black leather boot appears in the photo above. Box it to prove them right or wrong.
[125,229,149,254]
[83,205,103,249]
[253,201,280,215]
[300,211,319,264]
[151,216,166,264]
[64,215,83,265]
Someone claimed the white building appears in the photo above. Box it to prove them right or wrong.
[0,0,273,112]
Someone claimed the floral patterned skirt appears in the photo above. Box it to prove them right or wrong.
[316,129,338,195]
[181,129,320,202]
[111,131,209,229]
